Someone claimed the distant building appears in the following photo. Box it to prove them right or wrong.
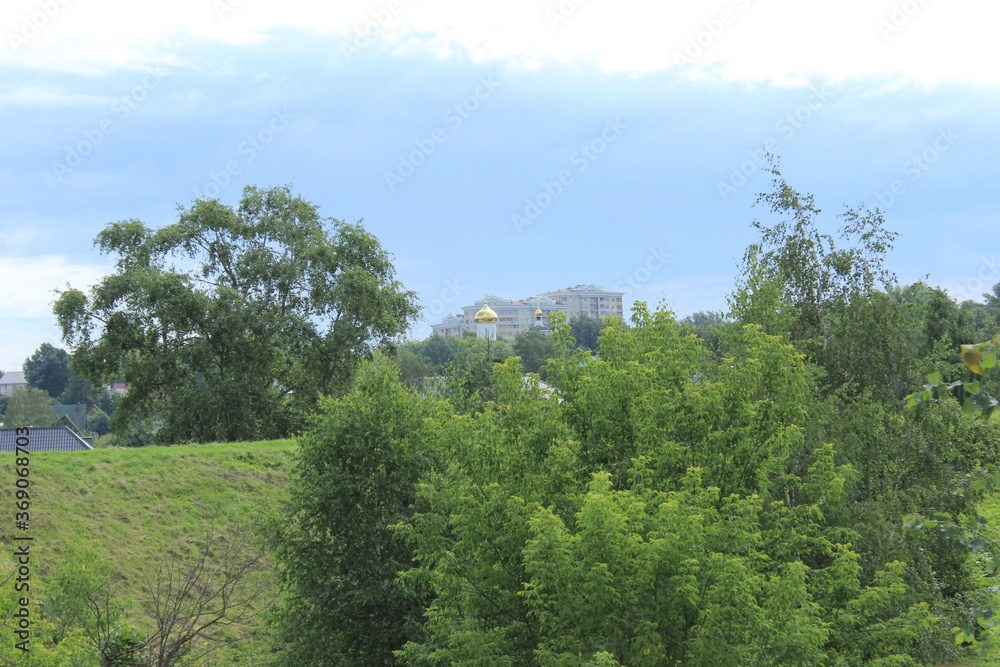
[0,371,27,396]
[431,284,624,343]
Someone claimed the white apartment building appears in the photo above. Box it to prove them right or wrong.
[430,284,625,343]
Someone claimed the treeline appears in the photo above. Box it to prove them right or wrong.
[396,314,605,384]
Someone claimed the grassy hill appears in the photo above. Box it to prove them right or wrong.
[0,439,297,664]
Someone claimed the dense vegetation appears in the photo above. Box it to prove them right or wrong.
[278,166,1000,666]
[12,170,1000,665]
[0,440,295,666]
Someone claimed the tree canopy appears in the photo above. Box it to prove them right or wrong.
[24,343,71,398]
[4,387,57,428]
[53,185,418,444]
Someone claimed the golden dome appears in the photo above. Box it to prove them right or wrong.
[534,307,543,317]
[474,299,498,323]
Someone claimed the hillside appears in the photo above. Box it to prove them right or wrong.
[0,439,297,664]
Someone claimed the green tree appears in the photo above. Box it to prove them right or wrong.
[680,310,729,358]
[441,335,512,413]
[395,343,435,389]
[53,185,418,444]
[279,356,431,665]
[423,333,461,368]
[23,343,71,398]
[4,386,57,427]
[514,328,553,375]
[59,372,95,405]
[728,157,898,371]
[570,314,604,352]
[89,410,111,436]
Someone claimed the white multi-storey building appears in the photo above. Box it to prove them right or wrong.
[430,284,625,343]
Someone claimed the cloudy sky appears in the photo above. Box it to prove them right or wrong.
[2,0,999,370]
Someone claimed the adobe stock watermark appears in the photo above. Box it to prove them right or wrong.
[213,0,247,20]
[8,0,71,52]
[545,0,589,30]
[51,67,168,182]
[673,0,753,65]
[423,278,466,325]
[877,0,930,40]
[511,117,627,233]
[873,127,958,211]
[192,108,296,200]
[341,0,410,61]
[613,246,671,295]
[384,76,500,192]
[717,82,833,201]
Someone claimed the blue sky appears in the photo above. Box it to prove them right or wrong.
[2,0,999,370]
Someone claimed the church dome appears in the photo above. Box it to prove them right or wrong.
[474,300,498,323]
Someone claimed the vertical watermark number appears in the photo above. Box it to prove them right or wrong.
[12,427,32,653]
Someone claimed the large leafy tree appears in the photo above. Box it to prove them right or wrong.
[279,356,431,666]
[54,185,418,444]
[728,158,898,374]
[4,387,58,427]
[23,343,71,398]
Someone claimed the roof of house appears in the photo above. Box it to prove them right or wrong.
[0,371,25,385]
[0,426,93,452]
[52,404,88,432]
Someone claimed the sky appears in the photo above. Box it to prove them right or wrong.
[2,0,999,371]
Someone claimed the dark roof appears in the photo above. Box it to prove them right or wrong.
[0,427,93,452]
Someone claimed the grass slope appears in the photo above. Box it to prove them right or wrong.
[0,439,297,663]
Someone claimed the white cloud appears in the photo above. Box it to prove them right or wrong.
[0,84,112,107]
[1,0,997,86]
[0,255,109,319]
[0,255,112,369]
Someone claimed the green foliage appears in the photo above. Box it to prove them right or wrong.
[278,356,431,665]
[47,549,142,666]
[58,374,94,406]
[53,185,418,444]
[4,386,57,427]
[363,306,953,665]
[570,315,605,352]
[440,336,513,413]
[903,329,1000,655]
[89,410,112,435]
[396,344,435,386]
[514,328,554,376]
[728,157,908,401]
[24,343,71,398]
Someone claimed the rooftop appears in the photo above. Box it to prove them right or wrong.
[0,426,93,452]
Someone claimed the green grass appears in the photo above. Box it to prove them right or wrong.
[0,439,297,663]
